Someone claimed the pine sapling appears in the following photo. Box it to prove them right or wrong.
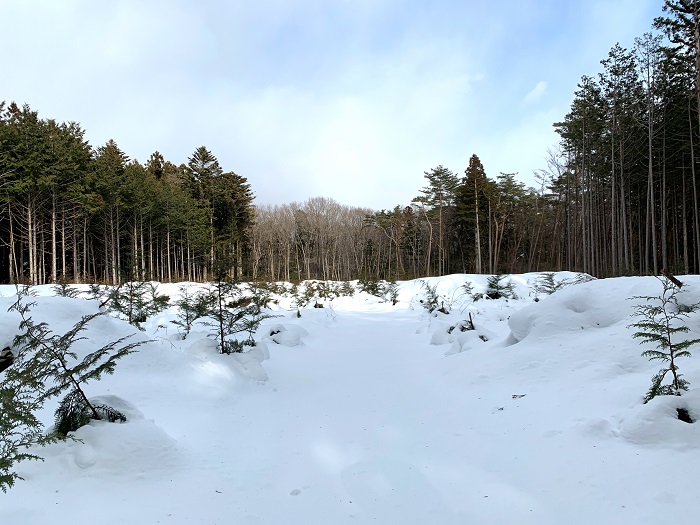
[172,284,213,338]
[107,280,169,328]
[201,279,274,353]
[10,287,147,436]
[0,360,56,492]
[532,272,571,296]
[485,274,518,300]
[629,275,700,403]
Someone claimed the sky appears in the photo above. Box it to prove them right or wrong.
[2,0,663,210]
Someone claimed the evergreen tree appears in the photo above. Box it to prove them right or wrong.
[455,154,493,273]
[0,354,55,492]
[629,275,700,402]
[413,165,459,276]
[9,287,146,435]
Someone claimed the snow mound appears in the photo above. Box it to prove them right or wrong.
[264,324,309,347]
[19,396,179,479]
[618,389,700,448]
[231,342,271,383]
[507,277,649,343]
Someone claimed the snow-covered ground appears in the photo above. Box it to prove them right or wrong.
[1,273,700,524]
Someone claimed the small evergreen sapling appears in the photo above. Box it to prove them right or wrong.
[201,279,274,354]
[532,272,568,296]
[357,278,384,297]
[52,281,81,298]
[10,287,146,436]
[484,274,518,300]
[384,281,399,305]
[629,276,700,403]
[107,280,170,329]
[172,284,213,338]
[0,360,55,492]
[419,281,449,314]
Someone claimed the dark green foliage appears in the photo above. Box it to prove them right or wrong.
[531,272,578,296]
[340,281,355,297]
[10,287,145,431]
[484,274,518,300]
[54,390,125,437]
[290,282,316,315]
[358,278,384,297]
[172,284,212,337]
[200,279,275,353]
[1,287,143,491]
[87,284,107,302]
[107,280,170,328]
[52,282,81,298]
[420,281,449,314]
[629,276,700,402]
[0,102,255,286]
[0,363,56,493]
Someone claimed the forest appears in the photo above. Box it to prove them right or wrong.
[2,0,700,285]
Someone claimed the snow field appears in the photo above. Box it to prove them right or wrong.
[1,273,699,524]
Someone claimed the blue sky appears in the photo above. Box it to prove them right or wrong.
[3,0,662,210]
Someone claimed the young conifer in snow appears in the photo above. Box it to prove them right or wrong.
[629,275,700,403]
[172,283,214,338]
[201,276,274,354]
[0,354,56,492]
[485,274,518,300]
[9,287,146,436]
[107,279,170,329]
[532,272,568,296]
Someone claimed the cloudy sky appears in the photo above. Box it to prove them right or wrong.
[3,0,662,210]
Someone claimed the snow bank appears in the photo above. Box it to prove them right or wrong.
[506,277,650,344]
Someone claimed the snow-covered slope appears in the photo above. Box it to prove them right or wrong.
[1,274,699,524]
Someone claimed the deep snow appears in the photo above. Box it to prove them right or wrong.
[1,273,699,524]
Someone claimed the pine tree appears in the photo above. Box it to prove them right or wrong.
[629,275,700,402]
[106,275,169,329]
[0,357,55,492]
[201,267,274,353]
[172,283,212,338]
[10,287,146,435]
[485,274,517,300]
[413,165,459,276]
[455,155,493,273]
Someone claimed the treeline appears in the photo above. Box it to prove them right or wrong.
[250,161,554,281]
[552,0,700,276]
[0,102,253,284]
[343,0,700,280]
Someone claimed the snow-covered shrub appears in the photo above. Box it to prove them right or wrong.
[384,281,399,305]
[419,281,449,314]
[1,287,145,491]
[483,274,518,300]
[357,278,384,297]
[629,275,700,403]
[290,282,316,316]
[340,281,355,297]
[448,313,475,334]
[532,272,568,296]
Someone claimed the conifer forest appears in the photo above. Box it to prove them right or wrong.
[3,0,700,284]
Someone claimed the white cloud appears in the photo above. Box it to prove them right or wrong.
[524,81,548,104]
